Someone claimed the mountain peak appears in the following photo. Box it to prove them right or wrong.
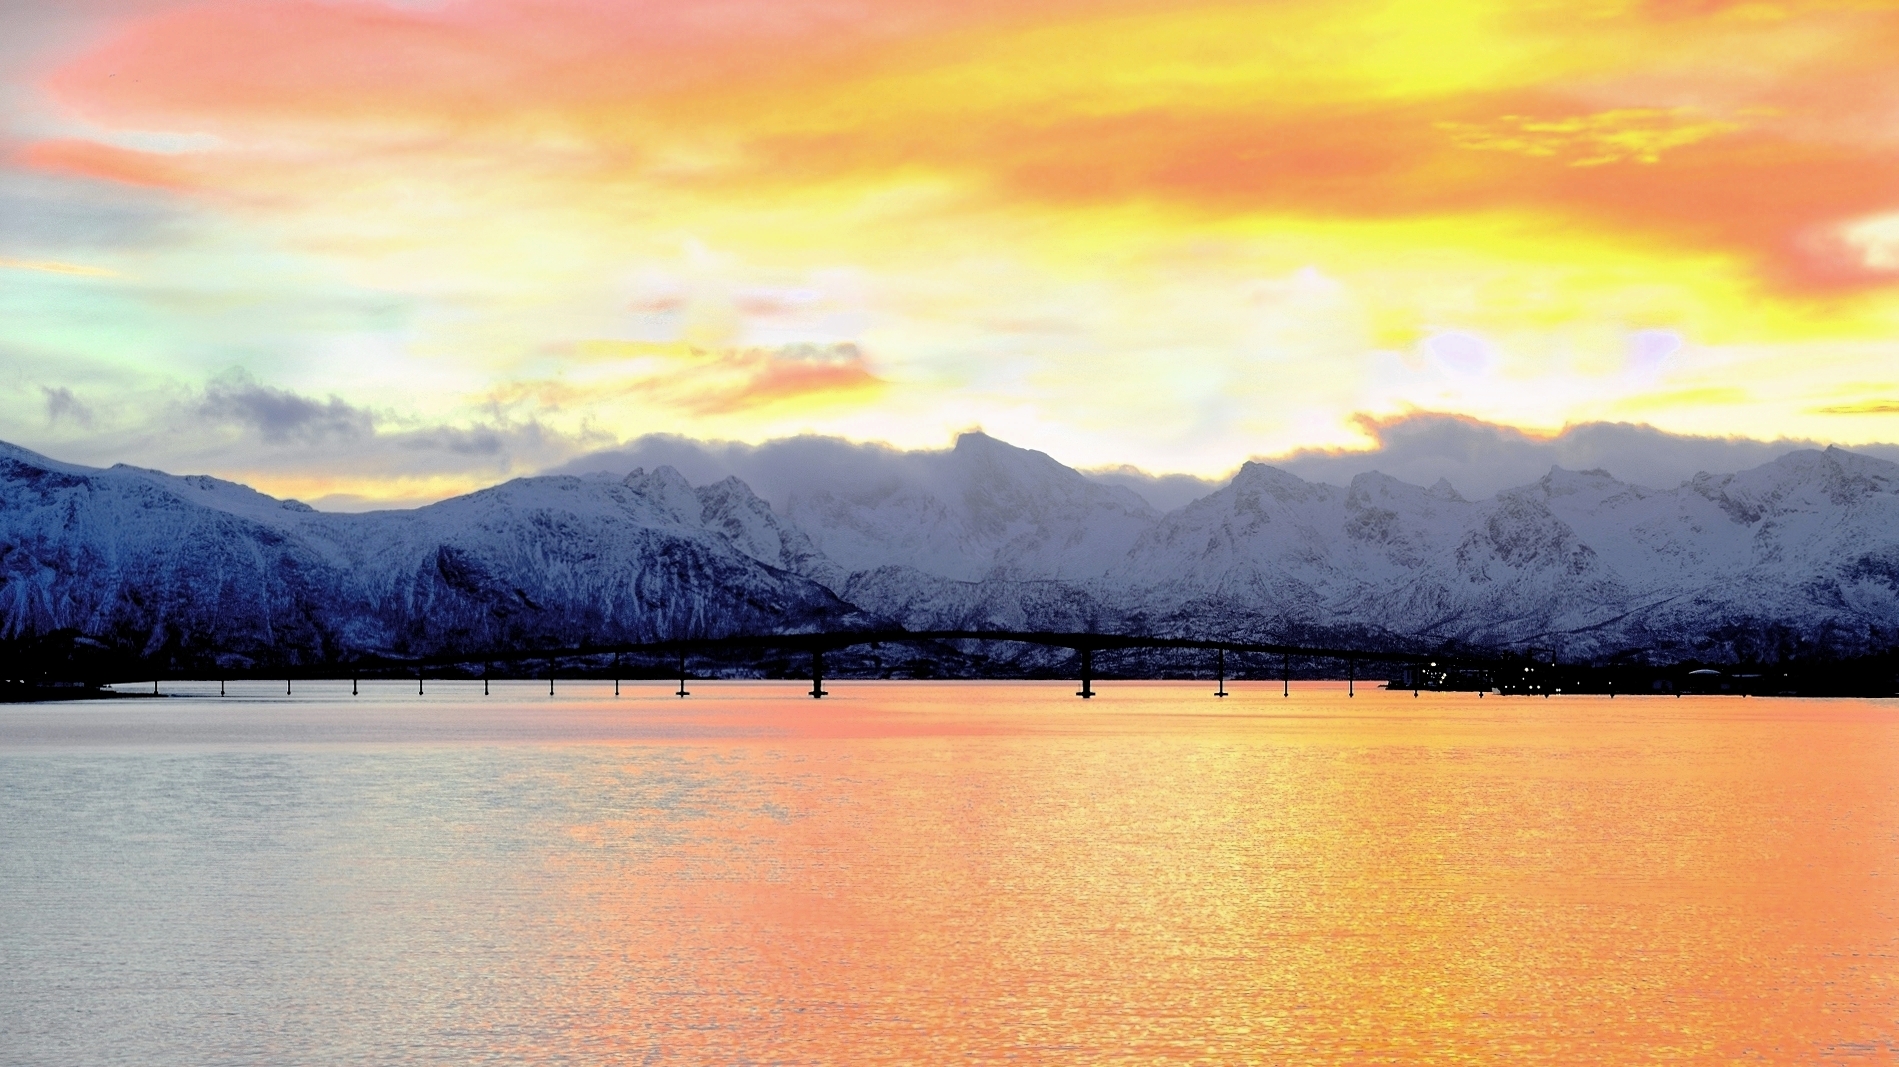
[8,435,1899,665]
[1231,461,1329,501]
[1538,466,1627,497]
[949,430,1064,473]
[623,465,703,524]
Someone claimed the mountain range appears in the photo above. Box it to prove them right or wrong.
[4,432,1898,671]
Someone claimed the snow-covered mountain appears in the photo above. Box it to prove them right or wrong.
[779,432,1158,581]
[1093,453,1899,661]
[0,442,857,667]
[4,433,1898,668]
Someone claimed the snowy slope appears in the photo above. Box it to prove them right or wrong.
[5,435,1898,666]
[803,438,1899,660]
[0,443,856,664]
[779,432,1159,581]
[1105,448,1899,659]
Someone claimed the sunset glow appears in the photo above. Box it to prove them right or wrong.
[8,0,1899,502]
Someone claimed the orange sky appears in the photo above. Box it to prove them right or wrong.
[6,0,1899,502]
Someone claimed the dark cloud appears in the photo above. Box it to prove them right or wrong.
[177,380,589,505]
[4,372,608,510]
[398,425,508,456]
[549,432,925,511]
[1263,413,1899,499]
[552,415,1899,514]
[41,385,93,427]
[198,375,376,443]
[1079,465,1220,512]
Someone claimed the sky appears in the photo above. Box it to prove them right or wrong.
[4,0,1899,507]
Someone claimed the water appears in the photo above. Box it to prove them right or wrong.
[3,681,1895,1065]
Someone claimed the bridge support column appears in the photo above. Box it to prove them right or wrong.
[220,679,225,698]
[1347,657,1354,698]
[1215,648,1227,698]
[1077,647,1094,699]
[1283,653,1289,698]
[418,672,424,696]
[353,675,359,697]
[677,652,690,698]
[811,649,827,699]
[548,660,555,697]
[614,654,620,698]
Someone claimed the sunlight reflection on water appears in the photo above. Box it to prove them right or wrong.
[3,682,1895,1064]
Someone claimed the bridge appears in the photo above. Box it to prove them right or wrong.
[16,624,1894,702]
[39,626,1885,701]
[328,629,1459,700]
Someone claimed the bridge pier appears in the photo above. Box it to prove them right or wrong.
[1282,653,1289,698]
[418,672,424,696]
[1077,647,1094,699]
[811,649,827,699]
[1347,657,1354,698]
[677,651,690,698]
[1215,648,1226,698]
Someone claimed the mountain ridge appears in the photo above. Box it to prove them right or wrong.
[4,435,1897,670]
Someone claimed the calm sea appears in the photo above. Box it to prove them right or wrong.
[2,681,1895,1065]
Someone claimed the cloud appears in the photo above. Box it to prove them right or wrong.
[160,377,605,505]
[15,0,1899,484]
[717,343,881,412]
[397,425,511,456]
[531,340,884,416]
[1841,213,1899,273]
[41,386,94,427]
[548,417,1899,517]
[1077,465,1221,512]
[1435,108,1741,167]
[1423,332,1494,376]
[1112,412,1899,506]
[547,430,1171,514]
[1261,412,1899,498]
[28,401,1895,519]
[546,431,937,512]
[256,417,593,509]
[1813,401,1899,416]
[35,0,1899,299]
[3,374,613,510]
[198,374,376,443]
[0,169,187,254]
[0,256,119,277]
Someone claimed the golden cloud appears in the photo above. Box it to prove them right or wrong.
[1435,108,1744,167]
[1812,400,1899,414]
[503,340,885,417]
[0,255,120,278]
